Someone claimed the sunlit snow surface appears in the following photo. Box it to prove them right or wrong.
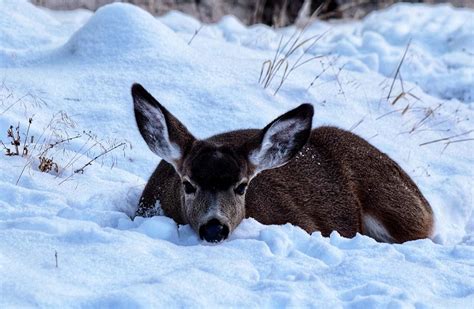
[1,0,473,307]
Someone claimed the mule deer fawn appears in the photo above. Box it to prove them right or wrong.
[132,83,433,243]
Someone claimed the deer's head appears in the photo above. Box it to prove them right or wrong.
[132,84,313,242]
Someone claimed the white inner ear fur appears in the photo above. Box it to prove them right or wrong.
[249,117,309,173]
[136,98,181,163]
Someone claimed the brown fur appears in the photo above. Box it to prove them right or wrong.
[137,126,433,243]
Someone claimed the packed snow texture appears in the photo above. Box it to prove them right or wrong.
[1,0,473,307]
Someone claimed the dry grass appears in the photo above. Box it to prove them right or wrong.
[38,156,59,173]
[375,40,436,135]
[258,3,330,95]
[419,130,474,153]
[1,93,131,186]
[0,80,47,115]
[372,40,474,153]
[259,30,328,95]
[188,25,204,45]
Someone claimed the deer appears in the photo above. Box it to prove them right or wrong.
[131,83,434,244]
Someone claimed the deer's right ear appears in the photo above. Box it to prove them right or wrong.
[243,104,314,176]
[132,83,195,169]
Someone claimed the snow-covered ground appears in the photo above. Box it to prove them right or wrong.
[1,0,473,307]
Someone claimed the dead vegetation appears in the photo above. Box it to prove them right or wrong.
[188,25,204,45]
[258,4,329,95]
[258,26,473,156]
[1,85,131,186]
[419,130,474,153]
[258,30,327,95]
[0,80,48,115]
[373,39,474,153]
[0,114,130,185]
[38,156,59,173]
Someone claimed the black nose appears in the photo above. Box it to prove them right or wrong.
[199,219,230,243]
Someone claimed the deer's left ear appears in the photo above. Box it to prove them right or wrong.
[243,104,313,175]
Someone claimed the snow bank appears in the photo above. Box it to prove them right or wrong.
[181,3,474,102]
[1,1,473,307]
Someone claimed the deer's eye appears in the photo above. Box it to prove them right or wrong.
[234,183,247,195]
[183,181,196,194]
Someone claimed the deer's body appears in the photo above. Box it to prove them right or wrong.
[138,126,433,243]
[132,84,433,243]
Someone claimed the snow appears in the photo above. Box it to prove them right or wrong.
[1,0,474,307]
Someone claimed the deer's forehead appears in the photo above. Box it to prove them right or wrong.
[188,146,242,191]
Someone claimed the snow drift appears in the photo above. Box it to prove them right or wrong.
[0,1,473,307]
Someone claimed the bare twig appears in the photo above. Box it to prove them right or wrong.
[349,117,365,132]
[376,106,427,120]
[188,25,204,45]
[58,142,126,185]
[22,117,33,156]
[307,58,332,90]
[419,130,473,147]
[1,140,11,155]
[441,138,474,153]
[1,93,30,115]
[391,92,405,106]
[328,61,347,101]
[7,124,21,155]
[387,39,412,100]
[409,103,442,133]
[38,134,82,158]
[15,161,31,185]
[445,138,474,145]
[74,142,126,174]
[258,60,272,84]
[59,135,96,174]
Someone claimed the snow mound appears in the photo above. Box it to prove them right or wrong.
[0,0,60,51]
[59,3,189,59]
